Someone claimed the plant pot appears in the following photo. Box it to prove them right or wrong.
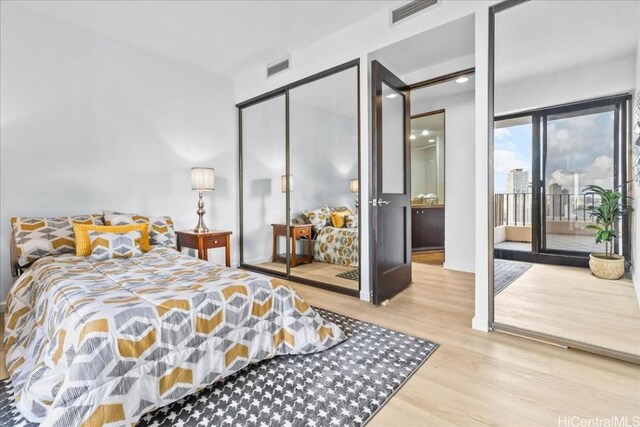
[588,253,624,280]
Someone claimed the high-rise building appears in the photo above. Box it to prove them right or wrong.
[507,169,529,194]
[505,169,530,224]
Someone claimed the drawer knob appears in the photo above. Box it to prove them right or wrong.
[214,240,218,244]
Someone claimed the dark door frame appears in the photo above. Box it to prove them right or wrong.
[236,59,362,298]
[493,94,632,268]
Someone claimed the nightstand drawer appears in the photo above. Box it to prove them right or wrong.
[203,235,226,248]
[294,226,311,238]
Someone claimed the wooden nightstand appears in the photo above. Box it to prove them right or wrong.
[176,230,232,267]
[271,224,313,267]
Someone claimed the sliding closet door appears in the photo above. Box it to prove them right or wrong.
[288,67,360,292]
[240,95,288,275]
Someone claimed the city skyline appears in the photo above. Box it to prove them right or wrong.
[494,111,614,194]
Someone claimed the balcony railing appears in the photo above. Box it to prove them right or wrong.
[494,192,601,227]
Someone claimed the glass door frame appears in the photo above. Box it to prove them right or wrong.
[488,0,638,364]
[237,59,362,297]
[494,95,632,267]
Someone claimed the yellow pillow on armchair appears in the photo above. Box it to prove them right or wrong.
[74,223,151,256]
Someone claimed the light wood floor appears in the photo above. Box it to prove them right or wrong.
[412,250,445,265]
[2,264,639,425]
[287,263,640,426]
[257,261,359,291]
[495,263,640,357]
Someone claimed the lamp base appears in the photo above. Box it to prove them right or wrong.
[193,191,209,233]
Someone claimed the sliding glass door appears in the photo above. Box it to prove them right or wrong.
[542,104,617,255]
[495,96,630,263]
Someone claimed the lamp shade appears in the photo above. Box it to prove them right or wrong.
[281,175,293,193]
[350,179,359,193]
[191,167,215,191]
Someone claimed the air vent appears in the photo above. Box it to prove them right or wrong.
[267,58,290,77]
[392,0,438,24]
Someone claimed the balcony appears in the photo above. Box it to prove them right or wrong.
[494,192,603,253]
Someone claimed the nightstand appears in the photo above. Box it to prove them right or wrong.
[271,224,313,267]
[176,230,232,267]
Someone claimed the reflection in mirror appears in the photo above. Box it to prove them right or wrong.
[410,112,444,206]
[492,1,640,359]
[288,67,359,291]
[241,95,287,275]
[382,83,405,194]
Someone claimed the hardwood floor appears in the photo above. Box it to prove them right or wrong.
[288,263,640,426]
[412,250,445,265]
[256,260,359,291]
[1,263,638,425]
[495,263,640,357]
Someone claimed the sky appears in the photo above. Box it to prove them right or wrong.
[494,123,531,193]
[494,111,614,194]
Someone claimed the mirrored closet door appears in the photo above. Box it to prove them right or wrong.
[239,62,360,295]
[240,95,289,277]
[490,0,640,362]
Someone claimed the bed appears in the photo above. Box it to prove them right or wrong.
[313,225,359,268]
[298,206,359,268]
[4,221,345,426]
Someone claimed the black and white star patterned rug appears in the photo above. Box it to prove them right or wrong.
[0,308,439,427]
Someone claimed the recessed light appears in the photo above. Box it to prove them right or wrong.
[428,139,435,143]
[422,130,429,136]
[386,93,398,99]
[410,134,416,140]
[456,76,469,84]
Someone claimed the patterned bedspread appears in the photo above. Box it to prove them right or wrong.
[4,247,345,426]
[314,226,359,267]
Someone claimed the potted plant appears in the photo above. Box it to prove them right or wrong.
[583,184,632,280]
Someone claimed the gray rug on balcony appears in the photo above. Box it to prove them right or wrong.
[494,259,532,295]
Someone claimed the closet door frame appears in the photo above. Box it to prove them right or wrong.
[237,59,362,297]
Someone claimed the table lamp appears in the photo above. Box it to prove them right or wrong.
[191,167,215,233]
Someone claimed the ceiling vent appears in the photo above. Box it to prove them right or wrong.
[392,0,438,24]
[267,58,290,78]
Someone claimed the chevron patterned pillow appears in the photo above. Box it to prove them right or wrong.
[103,210,176,248]
[88,229,143,261]
[11,214,104,266]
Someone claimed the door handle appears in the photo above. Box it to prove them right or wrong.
[377,199,390,205]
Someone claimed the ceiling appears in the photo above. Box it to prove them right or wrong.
[495,1,639,85]
[12,0,398,76]
[371,14,475,77]
[412,74,475,104]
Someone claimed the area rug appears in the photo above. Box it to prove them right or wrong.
[0,308,438,427]
[336,268,359,281]
[494,259,532,296]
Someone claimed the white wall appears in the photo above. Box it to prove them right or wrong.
[412,90,476,273]
[230,2,494,320]
[0,4,237,305]
[495,55,637,115]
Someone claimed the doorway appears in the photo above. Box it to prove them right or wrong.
[368,14,477,303]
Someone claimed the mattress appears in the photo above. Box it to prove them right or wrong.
[3,247,345,426]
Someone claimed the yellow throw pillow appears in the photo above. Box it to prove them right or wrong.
[330,211,349,228]
[74,223,151,256]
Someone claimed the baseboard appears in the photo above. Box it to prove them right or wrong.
[472,315,489,331]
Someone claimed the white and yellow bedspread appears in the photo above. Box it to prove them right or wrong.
[3,247,345,426]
